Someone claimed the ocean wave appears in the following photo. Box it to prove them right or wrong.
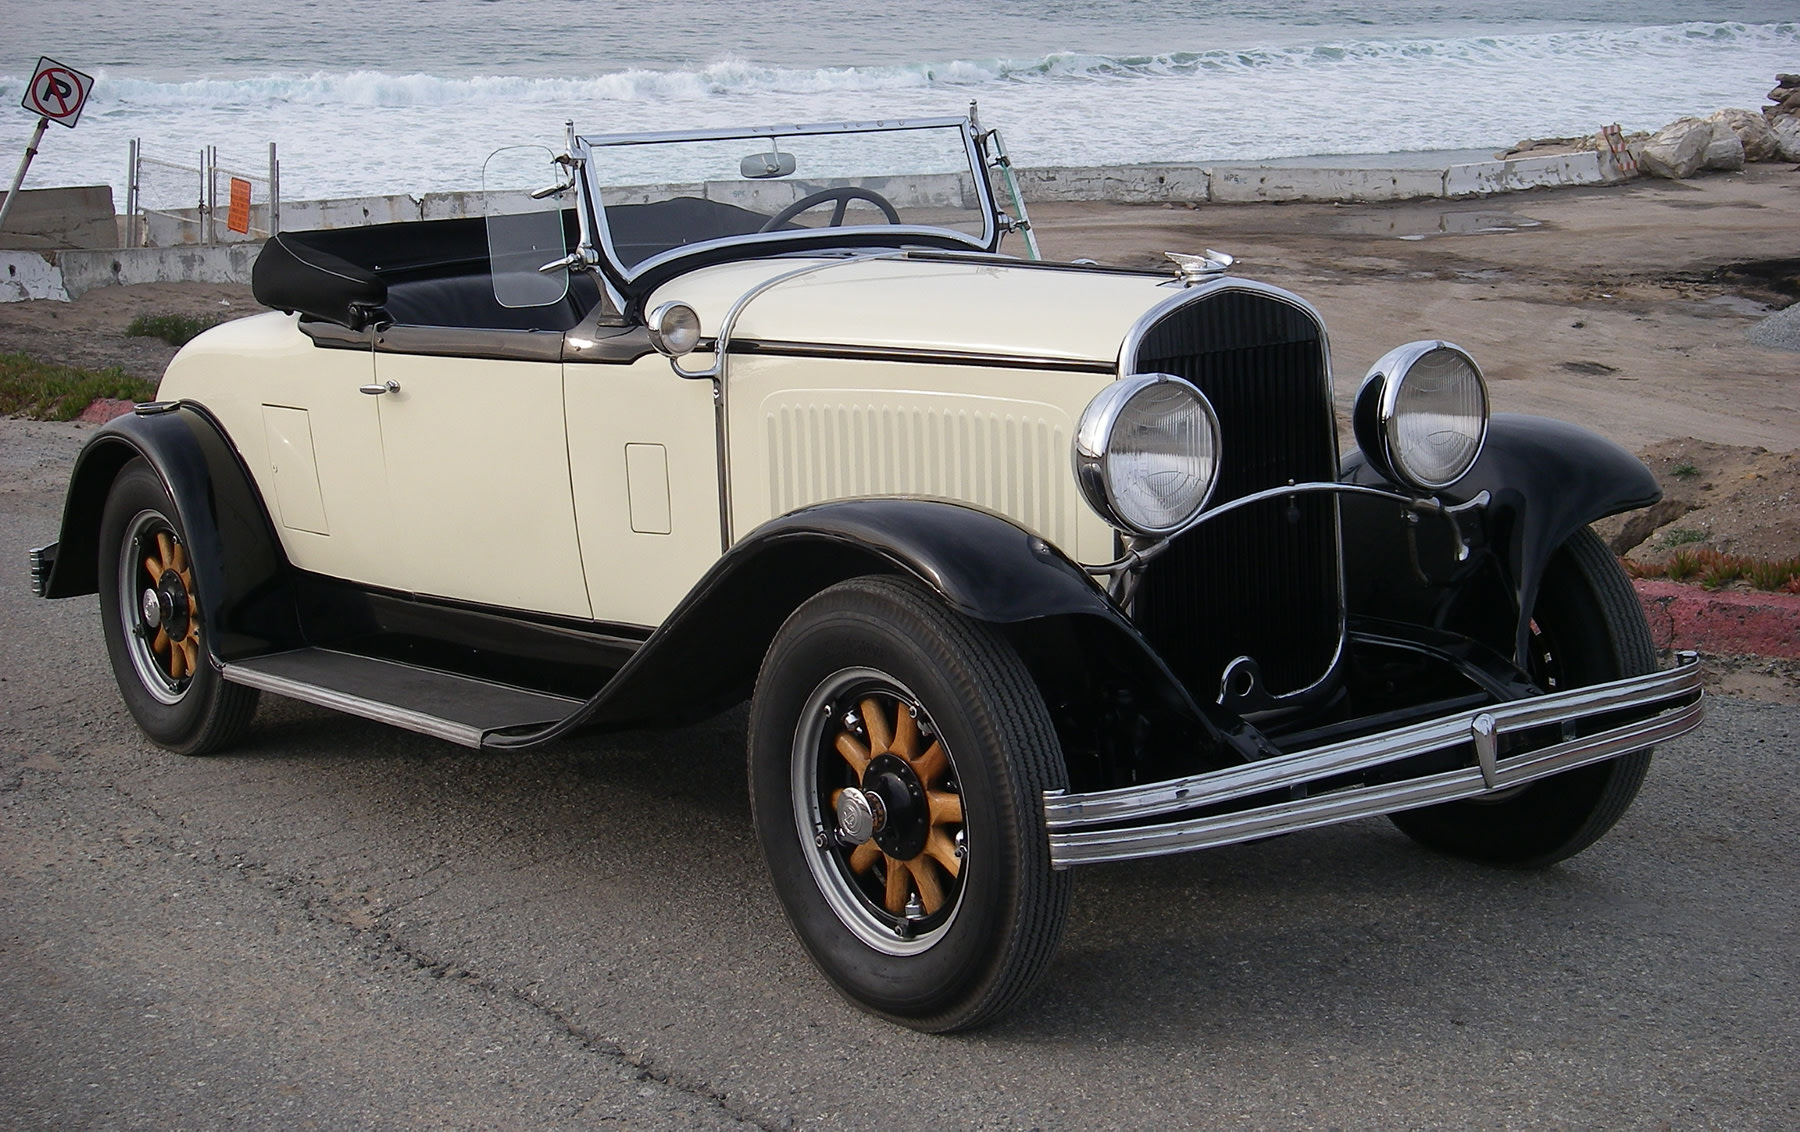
[1,21,1792,109]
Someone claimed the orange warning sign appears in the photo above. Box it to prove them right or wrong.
[227,177,252,234]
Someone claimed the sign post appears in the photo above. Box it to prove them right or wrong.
[0,57,95,235]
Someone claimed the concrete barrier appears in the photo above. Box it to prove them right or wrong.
[1209,165,1448,204]
[2,251,72,301]
[0,185,117,252]
[1018,165,1212,204]
[1443,151,1610,197]
[54,245,258,298]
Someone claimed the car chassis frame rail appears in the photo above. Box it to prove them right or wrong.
[1043,652,1704,867]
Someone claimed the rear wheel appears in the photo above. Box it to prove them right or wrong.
[1389,527,1656,867]
[749,575,1069,1032]
[97,459,258,755]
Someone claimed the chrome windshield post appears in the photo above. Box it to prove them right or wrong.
[970,100,1040,261]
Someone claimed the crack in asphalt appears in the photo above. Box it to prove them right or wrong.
[212,844,783,1131]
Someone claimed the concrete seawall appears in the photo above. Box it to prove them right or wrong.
[4,149,1623,300]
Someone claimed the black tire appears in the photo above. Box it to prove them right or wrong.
[97,459,258,755]
[748,575,1070,1032]
[1390,526,1656,867]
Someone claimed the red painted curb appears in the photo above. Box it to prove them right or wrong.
[76,397,135,423]
[1634,578,1800,659]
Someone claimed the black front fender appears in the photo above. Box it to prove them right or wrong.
[1344,412,1658,660]
[35,404,301,660]
[486,498,1217,745]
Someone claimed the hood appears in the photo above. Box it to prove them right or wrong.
[644,255,1183,366]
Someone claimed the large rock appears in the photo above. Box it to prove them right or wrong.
[1639,117,1713,179]
[1702,131,1745,171]
[1773,115,1800,163]
[1708,108,1778,162]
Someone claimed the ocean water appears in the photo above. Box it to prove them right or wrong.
[1,1,1796,203]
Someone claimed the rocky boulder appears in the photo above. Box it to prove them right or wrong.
[1773,115,1800,163]
[1708,108,1779,162]
[1639,117,1714,179]
[1702,131,1746,171]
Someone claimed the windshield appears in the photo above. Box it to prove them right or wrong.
[579,119,995,281]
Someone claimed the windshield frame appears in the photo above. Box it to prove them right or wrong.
[575,116,1001,301]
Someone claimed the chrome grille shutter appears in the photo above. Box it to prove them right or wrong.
[1130,286,1342,700]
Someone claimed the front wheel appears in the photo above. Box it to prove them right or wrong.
[749,576,1069,1032]
[1389,526,1656,867]
[97,459,258,755]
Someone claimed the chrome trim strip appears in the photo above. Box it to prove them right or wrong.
[1043,654,1703,866]
[221,661,488,749]
[727,339,1117,373]
[1048,699,1704,866]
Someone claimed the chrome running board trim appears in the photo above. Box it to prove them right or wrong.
[222,648,582,750]
[1043,652,1703,868]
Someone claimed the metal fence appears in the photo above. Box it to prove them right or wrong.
[124,141,280,247]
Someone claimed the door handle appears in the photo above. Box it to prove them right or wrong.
[359,380,401,396]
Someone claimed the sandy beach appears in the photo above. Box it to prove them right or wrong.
[3,164,1796,565]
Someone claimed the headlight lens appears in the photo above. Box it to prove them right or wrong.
[1074,373,1222,537]
[1354,341,1489,491]
[646,301,702,357]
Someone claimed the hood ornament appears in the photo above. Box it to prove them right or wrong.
[1165,249,1235,285]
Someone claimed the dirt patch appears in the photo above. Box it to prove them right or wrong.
[1695,654,1800,705]
[0,282,261,380]
[1595,439,1800,565]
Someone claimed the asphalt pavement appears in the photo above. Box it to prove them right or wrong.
[3,419,1797,1130]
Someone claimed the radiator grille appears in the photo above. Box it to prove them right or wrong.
[763,398,1075,545]
[1130,287,1342,699]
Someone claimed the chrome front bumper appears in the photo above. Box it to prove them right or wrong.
[1044,652,1704,868]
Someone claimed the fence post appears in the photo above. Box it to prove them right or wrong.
[125,138,139,249]
[268,141,280,235]
[208,145,219,245]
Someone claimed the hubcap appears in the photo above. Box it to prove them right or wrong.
[793,668,967,956]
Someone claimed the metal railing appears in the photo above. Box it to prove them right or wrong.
[124,140,280,247]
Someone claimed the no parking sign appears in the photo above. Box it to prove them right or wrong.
[21,57,94,129]
[0,56,97,235]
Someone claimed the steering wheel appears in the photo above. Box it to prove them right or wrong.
[758,187,901,233]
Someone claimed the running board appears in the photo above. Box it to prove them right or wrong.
[221,648,584,749]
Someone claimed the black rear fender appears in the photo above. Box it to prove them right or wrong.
[37,404,302,659]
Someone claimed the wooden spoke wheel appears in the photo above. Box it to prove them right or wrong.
[98,459,257,755]
[127,520,201,701]
[749,575,1069,1032]
[802,672,968,951]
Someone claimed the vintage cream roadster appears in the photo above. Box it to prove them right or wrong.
[31,113,1702,1031]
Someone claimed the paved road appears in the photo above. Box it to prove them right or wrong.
[3,420,1797,1129]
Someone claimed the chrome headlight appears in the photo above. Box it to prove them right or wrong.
[1353,341,1489,492]
[646,301,702,357]
[1074,373,1222,537]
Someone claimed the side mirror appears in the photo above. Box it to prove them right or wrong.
[740,151,797,179]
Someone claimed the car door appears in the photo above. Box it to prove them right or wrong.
[370,329,592,619]
[563,350,723,630]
